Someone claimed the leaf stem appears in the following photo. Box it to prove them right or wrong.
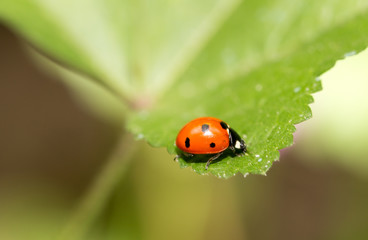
[58,131,138,240]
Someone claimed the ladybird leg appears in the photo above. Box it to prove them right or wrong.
[183,152,194,158]
[229,145,235,153]
[205,152,223,170]
[236,150,246,157]
[239,145,247,156]
[236,150,245,157]
[175,152,194,161]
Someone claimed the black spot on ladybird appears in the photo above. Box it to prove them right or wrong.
[185,137,190,148]
[201,124,209,133]
[220,121,228,130]
[210,142,216,148]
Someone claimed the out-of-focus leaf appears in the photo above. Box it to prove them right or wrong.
[0,0,241,99]
[27,47,126,125]
[299,48,368,176]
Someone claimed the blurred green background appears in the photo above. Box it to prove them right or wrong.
[1,15,368,240]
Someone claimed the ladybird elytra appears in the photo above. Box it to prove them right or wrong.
[176,117,230,154]
[175,117,246,169]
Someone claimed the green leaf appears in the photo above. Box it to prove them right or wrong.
[127,12,368,178]
[0,0,242,99]
[1,0,368,178]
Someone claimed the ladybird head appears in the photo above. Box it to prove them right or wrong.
[234,139,246,151]
[229,128,246,153]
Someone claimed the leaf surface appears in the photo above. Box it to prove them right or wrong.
[127,12,368,178]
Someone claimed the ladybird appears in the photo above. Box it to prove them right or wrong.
[175,117,246,170]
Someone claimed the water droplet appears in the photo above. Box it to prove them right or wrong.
[258,158,263,162]
[294,86,301,93]
[255,84,263,91]
[315,76,321,81]
[344,51,356,58]
[137,134,144,139]
[255,154,260,157]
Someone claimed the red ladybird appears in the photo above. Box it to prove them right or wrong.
[175,117,246,169]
